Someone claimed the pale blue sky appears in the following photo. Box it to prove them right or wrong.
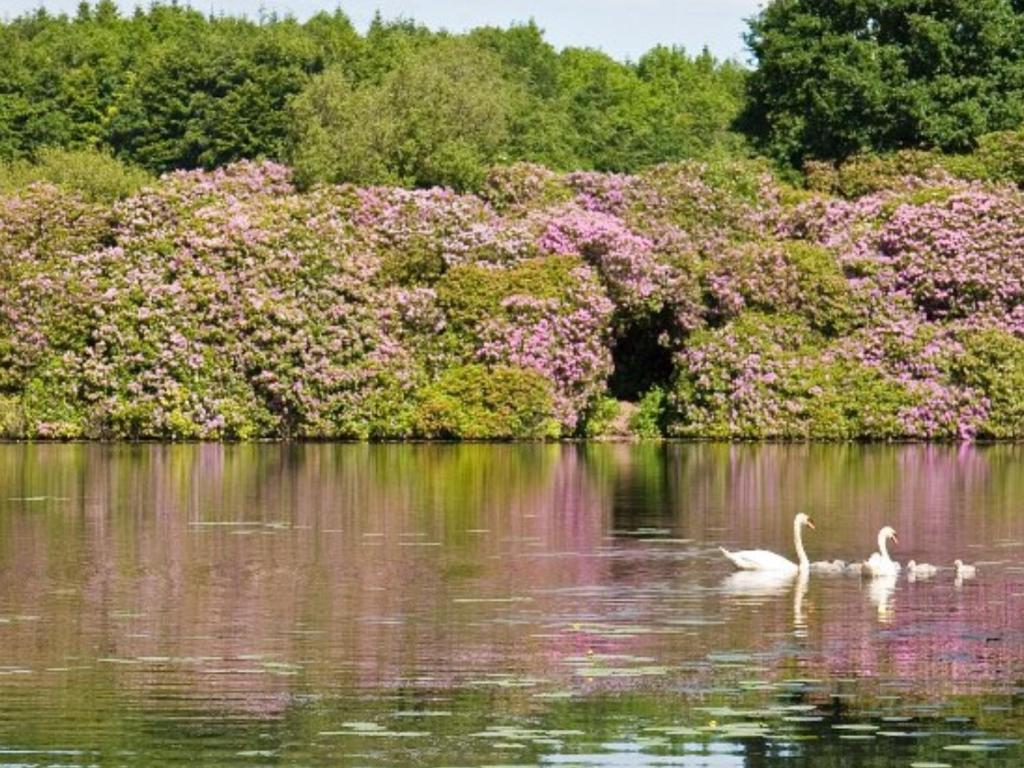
[1,0,765,61]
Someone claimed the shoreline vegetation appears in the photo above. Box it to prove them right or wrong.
[6,2,1024,442]
[8,155,1024,443]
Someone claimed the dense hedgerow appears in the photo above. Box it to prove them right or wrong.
[6,157,1024,440]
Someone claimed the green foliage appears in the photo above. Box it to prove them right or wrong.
[666,312,917,440]
[807,152,941,197]
[636,46,748,162]
[0,395,27,438]
[291,39,514,191]
[469,23,577,170]
[436,256,582,339]
[108,21,322,173]
[288,69,400,188]
[782,242,856,336]
[972,130,1024,186]
[413,364,560,439]
[805,150,990,197]
[743,0,1024,167]
[800,129,1024,197]
[629,387,667,438]
[0,4,748,185]
[0,147,151,202]
[0,0,142,161]
[950,329,1024,438]
[580,396,624,438]
[556,46,746,173]
[795,359,918,441]
[17,367,86,439]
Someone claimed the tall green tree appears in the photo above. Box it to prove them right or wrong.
[290,39,515,190]
[469,23,578,169]
[107,19,323,172]
[638,46,747,161]
[742,0,1024,166]
[557,48,657,171]
[0,1,139,159]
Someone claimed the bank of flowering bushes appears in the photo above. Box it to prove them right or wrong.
[4,157,1024,441]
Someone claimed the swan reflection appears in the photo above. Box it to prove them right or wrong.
[720,570,809,636]
[793,570,809,637]
[868,573,898,623]
[720,569,797,598]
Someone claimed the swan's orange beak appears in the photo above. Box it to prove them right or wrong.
[806,518,816,530]
[891,533,899,545]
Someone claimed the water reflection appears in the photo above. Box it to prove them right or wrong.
[793,572,808,638]
[720,570,797,598]
[0,443,1021,766]
[867,574,898,623]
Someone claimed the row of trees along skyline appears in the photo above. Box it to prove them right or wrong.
[4,1,1024,189]
[0,1,745,190]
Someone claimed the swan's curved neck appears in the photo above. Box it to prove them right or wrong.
[878,531,891,563]
[794,518,809,571]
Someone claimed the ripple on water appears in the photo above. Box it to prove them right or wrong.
[1,444,1024,765]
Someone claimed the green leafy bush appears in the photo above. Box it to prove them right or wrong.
[436,256,582,338]
[783,242,856,336]
[972,130,1024,187]
[413,364,560,439]
[0,148,151,202]
[950,329,1024,438]
[629,387,666,438]
[580,396,623,438]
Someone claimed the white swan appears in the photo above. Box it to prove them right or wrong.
[864,526,900,578]
[844,561,866,576]
[909,561,937,577]
[720,513,815,575]
[811,558,847,574]
[954,559,977,579]
[907,560,937,580]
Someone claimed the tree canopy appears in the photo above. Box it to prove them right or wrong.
[0,3,747,189]
[9,2,1024,182]
[742,0,1024,166]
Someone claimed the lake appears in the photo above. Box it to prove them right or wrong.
[0,443,1022,767]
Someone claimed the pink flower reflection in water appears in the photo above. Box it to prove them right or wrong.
[0,442,1021,716]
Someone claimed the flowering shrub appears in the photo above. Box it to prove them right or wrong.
[537,206,668,317]
[0,163,616,438]
[477,292,614,430]
[668,313,919,440]
[670,177,1024,440]
[4,158,1024,441]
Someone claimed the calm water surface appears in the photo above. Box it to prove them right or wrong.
[0,443,1022,767]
